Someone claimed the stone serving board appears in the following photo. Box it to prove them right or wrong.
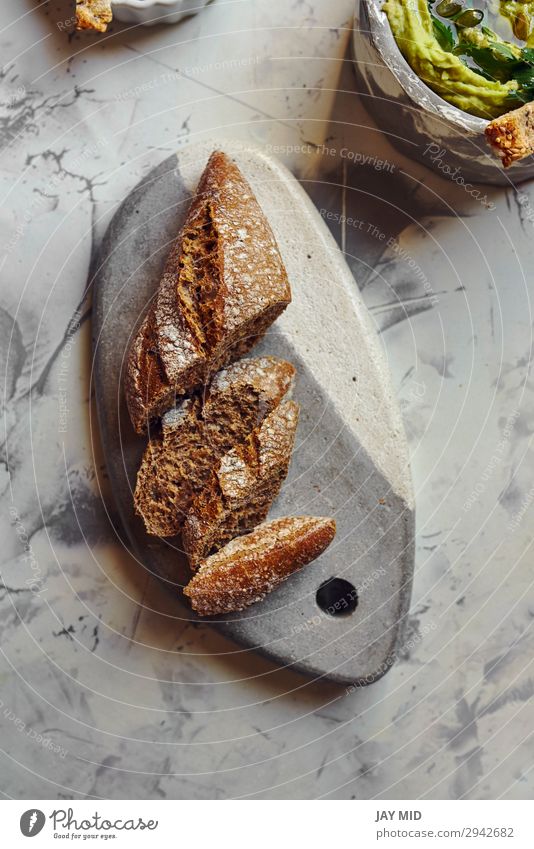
[92,141,415,685]
[353,0,534,186]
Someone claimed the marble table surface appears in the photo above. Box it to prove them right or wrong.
[1,0,533,800]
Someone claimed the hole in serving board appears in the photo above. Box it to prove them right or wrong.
[316,578,358,617]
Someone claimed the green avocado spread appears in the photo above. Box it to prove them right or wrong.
[384,1,534,118]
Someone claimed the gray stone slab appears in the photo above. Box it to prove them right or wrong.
[92,140,415,685]
[353,0,534,185]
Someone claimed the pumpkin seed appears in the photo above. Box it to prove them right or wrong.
[455,9,484,28]
[436,1,463,18]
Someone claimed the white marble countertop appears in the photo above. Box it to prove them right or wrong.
[1,0,533,800]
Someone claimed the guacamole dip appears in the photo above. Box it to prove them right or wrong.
[384,0,526,118]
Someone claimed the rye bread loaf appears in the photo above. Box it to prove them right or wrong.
[184,516,336,615]
[76,0,112,31]
[486,102,534,167]
[125,150,292,434]
[182,399,299,568]
[134,357,295,537]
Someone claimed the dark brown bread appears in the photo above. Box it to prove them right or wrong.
[76,0,112,31]
[184,516,336,615]
[486,102,534,167]
[134,357,295,537]
[182,400,299,568]
[125,151,292,434]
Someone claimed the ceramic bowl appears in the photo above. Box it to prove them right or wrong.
[353,0,534,185]
[112,0,210,25]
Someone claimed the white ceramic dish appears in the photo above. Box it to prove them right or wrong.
[112,0,210,25]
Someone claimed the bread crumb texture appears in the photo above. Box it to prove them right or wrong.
[76,0,112,31]
[182,399,300,567]
[134,357,295,537]
[486,102,534,167]
[125,151,291,433]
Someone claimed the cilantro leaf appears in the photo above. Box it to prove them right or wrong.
[431,14,456,52]
[427,3,456,52]
[521,47,534,64]
[490,42,518,62]
[514,65,534,90]
[453,41,525,82]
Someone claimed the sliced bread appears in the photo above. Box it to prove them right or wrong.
[125,151,292,433]
[76,0,113,31]
[182,399,299,568]
[184,516,336,615]
[134,357,295,537]
[486,102,534,167]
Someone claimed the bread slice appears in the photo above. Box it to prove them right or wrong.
[76,0,112,31]
[182,400,299,568]
[125,151,292,434]
[134,357,295,537]
[184,516,336,615]
[486,102,534,167]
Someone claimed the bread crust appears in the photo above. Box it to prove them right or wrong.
[183,516,336,615]
[133,357,295,537]
[76,0,112,31]
[125,151,292,434]
[486,102,534,167]
[182,399,299,567]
